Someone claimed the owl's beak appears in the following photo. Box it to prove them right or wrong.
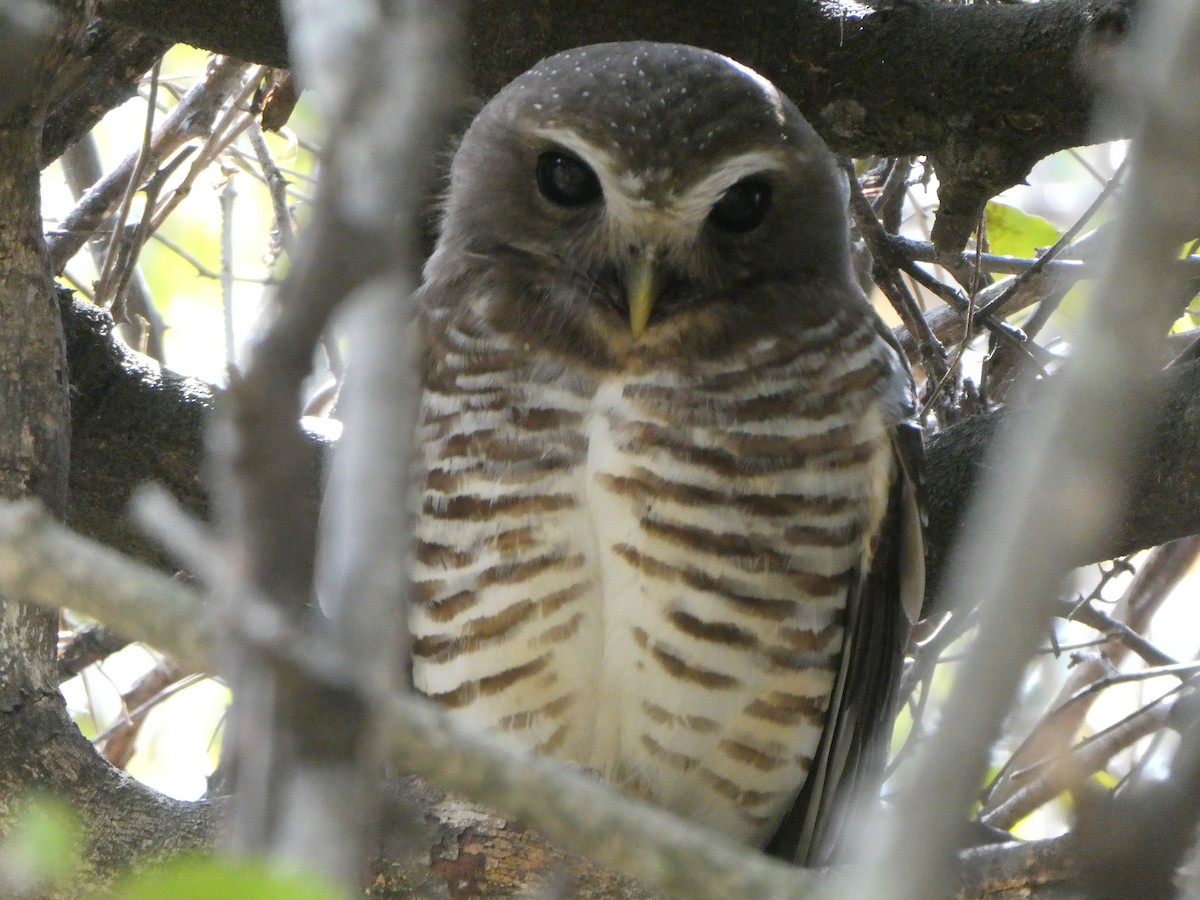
[625,248,660,340]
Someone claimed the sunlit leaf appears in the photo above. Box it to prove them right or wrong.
[0,795,84,890]
[114,857,346,900]
[985,201,1060,259]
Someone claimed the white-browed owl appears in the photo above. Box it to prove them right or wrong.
[409,41,924,865]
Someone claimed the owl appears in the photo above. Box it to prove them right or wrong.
[409,41,924,865]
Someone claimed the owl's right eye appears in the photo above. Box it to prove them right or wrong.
[536,151,602,207]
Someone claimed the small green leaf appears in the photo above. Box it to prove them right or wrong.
[0,794,84,890]
[985,202,1061,259]
[113,856,348,900]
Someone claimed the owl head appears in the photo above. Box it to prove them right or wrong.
[423,42,865,366]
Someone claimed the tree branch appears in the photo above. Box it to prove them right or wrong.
[0,499,1092,900]
[92,0,1140,250]
[40,22,170,165]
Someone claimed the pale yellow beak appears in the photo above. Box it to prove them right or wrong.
[624,248,660,340]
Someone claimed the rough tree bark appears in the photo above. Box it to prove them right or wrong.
[0,0,212,887]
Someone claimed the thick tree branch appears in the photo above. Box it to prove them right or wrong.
[92,0,1139,250]
[923,358,1200,604]
[40,22,170,165]
[0,6,213,894]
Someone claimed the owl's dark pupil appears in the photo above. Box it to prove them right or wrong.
[536,151,602,207]
[709,178,772,233]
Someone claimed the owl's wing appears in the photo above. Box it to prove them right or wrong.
[765,418,926,866]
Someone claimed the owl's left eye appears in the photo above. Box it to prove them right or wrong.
[709,178,772,233]
[536,151,602,207]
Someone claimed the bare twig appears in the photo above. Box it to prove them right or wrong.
[47,55,248,274]
[981,692,1175,831]
[60,134,167,359]
[94,60,160,312]
[844,160,949,380]
[96,663,194,768]
[58,624,130,681]
[246,122,295,256]
[0,498,826,900]
[975,159,1128,325]
[200,0,465,887]
[147,66,263,233]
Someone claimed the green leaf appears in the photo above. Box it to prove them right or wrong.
[0,795,84,889]
[113,857,348,900]
[985,202,1061,259]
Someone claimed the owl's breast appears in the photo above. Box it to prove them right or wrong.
[579,329,896,844]
[410,335,606,754]
[410,314,899,846]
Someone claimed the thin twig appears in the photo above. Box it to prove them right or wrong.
[148,67,263,233]
[94,60,160,311]
[980,692,1176,831]
[843,160,949,380]
[247,122,295,256]
[48,56,248,274]
[977,158,1128,324]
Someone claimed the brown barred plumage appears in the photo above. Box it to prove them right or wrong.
[410,42,924,865]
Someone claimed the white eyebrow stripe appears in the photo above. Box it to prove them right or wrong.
[671,151,786,226]
[530,126,662,235]
[531,127,634,188]
[528,128,786,244]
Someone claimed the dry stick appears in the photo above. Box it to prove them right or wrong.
[204,0,465,888]
[98,666,197,768]
[896,239,1091,276]
[1015,169,1128,342]
[921,216,985,419]
[1066,601,1177,670]
[993,696,1175,831]
[227,145,317,201]
[148,68,264,233]
[854,175,1036,373]
[94,60,160,312]
[60,135,168,360]
[980,535,1200,819]
[0,499,825,900]
[900,249,1042,365]
[838,0,1200,894]
[980,693,1175,832]
[103,148,194,327]
[978,162,1130,395]
[844,161,949,382]
[219,173,236,373]
[892,229,1109,361]
[92,667,196,748]
[147,231,277,285]
[246,122,295,256]
[981,654,1191,819]
[976,158,1128,324]
[48,56,248,274]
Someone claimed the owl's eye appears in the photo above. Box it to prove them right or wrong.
[709,178,772,233]
[536,151,602,207]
